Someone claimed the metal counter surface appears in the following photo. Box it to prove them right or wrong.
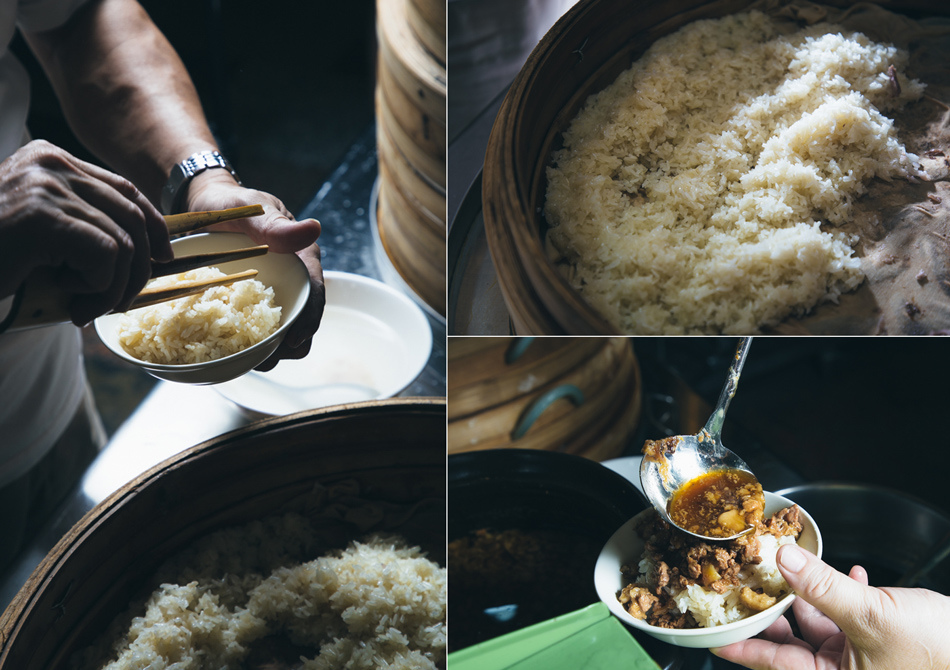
[0,125,447,610]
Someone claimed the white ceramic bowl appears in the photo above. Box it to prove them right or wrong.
[94,232,310,385]
[213,271,432,416]
[594,491,823,648]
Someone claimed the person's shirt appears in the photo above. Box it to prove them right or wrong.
[0,0,94,488]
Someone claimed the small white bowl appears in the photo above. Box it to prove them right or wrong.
[594,491,822,649]
[94,232,310,385]
[213,271,432,416]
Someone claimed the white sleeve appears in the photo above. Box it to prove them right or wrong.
[17,0,94,33]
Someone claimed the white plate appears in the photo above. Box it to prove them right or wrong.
[214,271,432,416]
[594,490,823,648]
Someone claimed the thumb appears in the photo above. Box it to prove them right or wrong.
[777,543,881,644]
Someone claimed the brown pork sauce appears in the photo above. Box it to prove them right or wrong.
[668,469,764,538]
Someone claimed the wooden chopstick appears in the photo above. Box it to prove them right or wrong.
[164,204,265,237]
[150,245,269,278]
[126,269,259,311]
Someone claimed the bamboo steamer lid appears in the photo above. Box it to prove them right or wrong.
[483,0,950,334]
[448,336,604,419]
[0,399,445,670]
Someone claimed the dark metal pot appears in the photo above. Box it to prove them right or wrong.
[777,483,950,594]
[448,449,645,652]
[448,448,645,540]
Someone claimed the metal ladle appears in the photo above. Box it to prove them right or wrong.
[639,337,756,541]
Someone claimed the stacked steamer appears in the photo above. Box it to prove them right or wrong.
[448,338,641,461]
[375,0,447,316]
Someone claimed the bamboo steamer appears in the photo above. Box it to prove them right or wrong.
[448,337,629,450]
[447,336,604,420]
[448,337,641,461]
[376,0,447,317]
[480,0,948,334]
[377,173,446,314]
[407,0,445,62]
[0,399,445,670]
[376,93,445,219]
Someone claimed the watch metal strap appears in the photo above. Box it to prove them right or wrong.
[161,150,241,214]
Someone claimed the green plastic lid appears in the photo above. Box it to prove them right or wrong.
[447,602,660,670]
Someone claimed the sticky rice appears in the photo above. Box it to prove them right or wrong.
[77,514,447,670]
[544,10,925,334]
[117,267,281,364]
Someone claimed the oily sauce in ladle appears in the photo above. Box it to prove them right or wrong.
[668,469,764,538]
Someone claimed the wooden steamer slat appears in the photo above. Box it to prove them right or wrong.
[447,337,604,420]
[447,343,638,458]
[448,338,632,452]
[375,0,446,318]
[377,117,445,224]
[377,179,446,314]
[406,0,445,63]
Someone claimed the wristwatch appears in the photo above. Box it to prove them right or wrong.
[161,150,241,214]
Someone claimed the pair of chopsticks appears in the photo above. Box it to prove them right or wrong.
[0,205,269,334]
[128,204,268,311]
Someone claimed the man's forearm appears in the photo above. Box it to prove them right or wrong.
[23,0,230,207]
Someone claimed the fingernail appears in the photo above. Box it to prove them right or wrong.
[779,544,807,573]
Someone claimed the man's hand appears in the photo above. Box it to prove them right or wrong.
[184,170,325,369]
[712,543,950,670]
[0,140,171,325]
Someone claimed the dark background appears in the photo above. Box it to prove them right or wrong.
[13,0,377,215]
[10,0,378,433]
[632,337,950,517]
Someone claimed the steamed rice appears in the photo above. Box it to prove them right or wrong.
[619,506,804,629]
[643,534,796,628]
[544,10,926,334]
[78,513,447,670]
[118,267,281,364]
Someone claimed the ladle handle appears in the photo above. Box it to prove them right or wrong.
[703,337,752,441]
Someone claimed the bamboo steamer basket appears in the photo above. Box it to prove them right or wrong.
[448,338,641,461]
[448,337,631,450]
[376,0,447,317]
[377,173,446,314]
[447,336,604,420]
[480,0,948,334]
[0,399,445,670]
[376,96,445,219]
[407,0,445,63]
